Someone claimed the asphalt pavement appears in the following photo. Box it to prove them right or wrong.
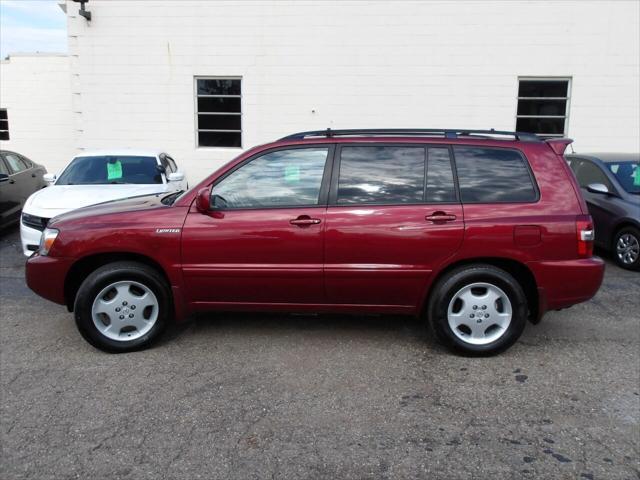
[1,226,638,480]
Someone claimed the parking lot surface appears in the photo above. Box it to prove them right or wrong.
[1,226,638,479]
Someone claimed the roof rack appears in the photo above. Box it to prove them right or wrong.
[279,128,541,142]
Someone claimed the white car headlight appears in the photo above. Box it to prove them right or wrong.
[39,228,59,256]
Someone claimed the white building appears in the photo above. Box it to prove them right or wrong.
[1,0,639,181]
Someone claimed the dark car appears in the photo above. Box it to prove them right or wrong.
[567,153,640,270]
[25,129,604,355]
[0,150,48,229]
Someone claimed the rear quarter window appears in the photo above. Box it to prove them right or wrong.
[453,147,538,203]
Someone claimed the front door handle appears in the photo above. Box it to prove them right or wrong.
[425,211,457,222]
[290,215,321,227]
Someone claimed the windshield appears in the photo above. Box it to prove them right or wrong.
[606,161,640,194]
[56,156,163,185]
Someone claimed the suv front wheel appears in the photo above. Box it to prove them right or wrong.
[74,261,171,352]
[427,265,528,355]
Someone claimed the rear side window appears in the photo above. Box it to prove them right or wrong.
[4,153,28,174]
[336,146,425,204]
[453,147,537,203]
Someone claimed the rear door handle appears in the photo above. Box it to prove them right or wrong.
[425,212,457,222]
[290,215,321,227]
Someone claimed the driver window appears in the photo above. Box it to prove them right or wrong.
[211,147,329,209]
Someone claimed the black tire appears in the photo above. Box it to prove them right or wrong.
[73,261,172,353]
[612,226,640,271]
[427,264,528,356]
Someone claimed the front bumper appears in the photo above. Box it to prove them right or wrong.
[25,254,74,305]
[20,222,43,257]
[529,257,605,316]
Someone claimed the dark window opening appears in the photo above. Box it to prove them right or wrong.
[516,79,569,138]
[0,109,8,140]
[196,78,241,148]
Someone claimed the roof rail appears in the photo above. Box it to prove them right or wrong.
[279,128,542,142]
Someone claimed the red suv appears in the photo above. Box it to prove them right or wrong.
[25,129,604,355]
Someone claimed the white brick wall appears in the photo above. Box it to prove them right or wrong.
[0,54,74,173]
[7,1,640,182]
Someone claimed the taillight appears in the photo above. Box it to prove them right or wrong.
[576,218,594,257]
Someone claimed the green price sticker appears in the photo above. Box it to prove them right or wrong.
[107,160,123,180]
[633,165,640,187]
[284,165,300,183]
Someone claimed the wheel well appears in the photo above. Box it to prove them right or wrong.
[424,257,539,323]
[64,252,169,312]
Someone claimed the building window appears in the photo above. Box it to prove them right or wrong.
[0,109,8,140]
[196,78,241,148]
[516,78,570,138]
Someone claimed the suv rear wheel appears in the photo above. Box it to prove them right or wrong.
[427,264,527,355]
[613,226,640,271]
[74,261,171,352]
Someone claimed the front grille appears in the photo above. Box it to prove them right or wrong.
[21,213,49,231]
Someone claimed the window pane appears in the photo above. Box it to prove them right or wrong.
[454,147,537,203]
[516,117,565,135]
[426,148,456,203]
[517,99,566,116]
[197,97,241,113]
[56,156,162,185]
[518,80,568,98]
[0,120,8,130]
[198,131,241,147]
[198,114,241,130]
[0,109,7,120]
[0,131,8,141]
[572,161,613,190]
[337,146,425,205]
[4,153,26,173]
[212,148,328,208]
[197,79,241,96]
[605,161,640,194]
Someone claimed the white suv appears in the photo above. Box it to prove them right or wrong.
[20,149,188,256]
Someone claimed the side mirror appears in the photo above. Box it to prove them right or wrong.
[587,183,609,195]
[195,187,211,213]
[156,164,166,174]
[43,173,56,184]
[167,172,185,182]
[0,173,9,183]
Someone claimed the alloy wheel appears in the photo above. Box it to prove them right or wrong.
[447,282,513,346]
[91,280,159,341]
[616,233,639,265]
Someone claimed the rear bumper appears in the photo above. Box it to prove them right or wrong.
[25,254,74,305]
[528,257,605,317]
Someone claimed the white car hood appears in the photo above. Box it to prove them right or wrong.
[24,184,169,218]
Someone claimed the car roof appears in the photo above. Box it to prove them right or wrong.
[73,148,164,158]
[566,152,640,163]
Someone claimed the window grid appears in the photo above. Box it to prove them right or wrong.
[516,78,570,138]
[0,109,8,141]
[195,77,242,148]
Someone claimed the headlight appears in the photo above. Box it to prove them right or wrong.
[39,228,59,256]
